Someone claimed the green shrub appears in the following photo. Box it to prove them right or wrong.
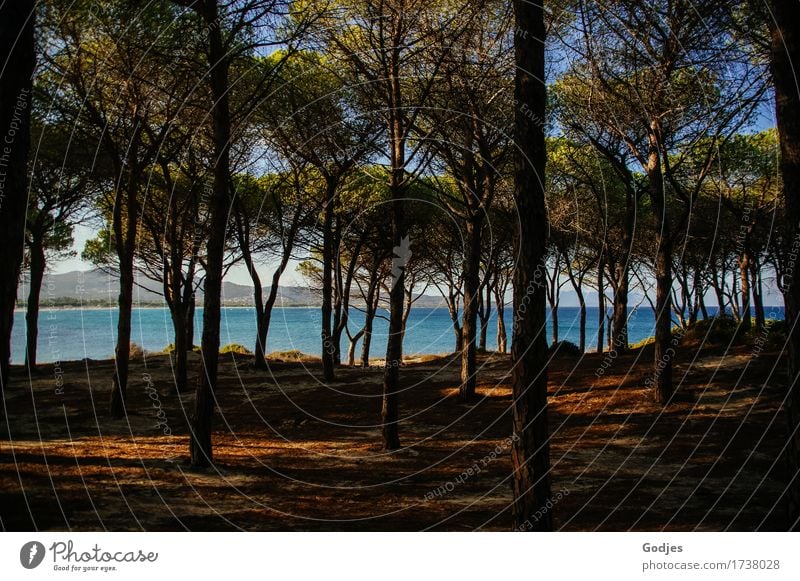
[163,343,201,354]
[630,336,655,349]
[129,342,146,359]
[220,343,252,355]
[549,340,582,356]
[682,315,745,346]
[268,350,314,362]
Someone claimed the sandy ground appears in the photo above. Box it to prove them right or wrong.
[0,343,791,531]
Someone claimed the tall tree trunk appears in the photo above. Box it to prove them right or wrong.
[381,47,407,450]
[479,282,491,351]
[240,245,266,368]
[739,252,752,330]
[688,268,700,327]
[750,261,765,329]
[460,217,482,400]
[596,260,605,354]
[495,287,508,354]
[186,299,195,347]
[647,129,674,405]
[699,286,709,320]
[510,0,551,531]
[190,0,231,467]
[611,178,634,353]
[0,0,34,404]
[347,328,364,367]
[360,270,381,367]
[771,0,800,529]
[109,215,136,418]
[258,221,301,366]
[710,269,725,316]
[334,243,363,362]
[321,178,336,381]
[549,295,559,346]
[25,236,46,370]
[171,305,188,393]
[611,265,629,353]
[577,289,586,354]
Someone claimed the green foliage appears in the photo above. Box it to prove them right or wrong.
[549,340,583,356]
[129,343,146,359]
[163,343,201,355]
[630,336,656,350]
[220,343,253,355]
[268,350,313,362]
[82,229,116,268]
[682,316,745,346]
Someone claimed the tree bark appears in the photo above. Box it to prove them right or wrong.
[739,251,752,330]
[189,0,232,467]
[360,266,381,367]
[750,260,765,329]
[770,0,800,530]
[611,264,629,352]
[109,190,137,418]
[380,20,409,451]
[171,305,188,393]
[495,287,508,354]
[510,0,551,531]
[0,0,35,403]
[321,177,336,381]
[460,217,482,400]
[596,259,605,354]
[710,269,726,316]
[479,282,491,351]
[647,127,674,404]
[25,236,46,370]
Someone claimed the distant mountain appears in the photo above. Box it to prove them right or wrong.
[18,269,446,308]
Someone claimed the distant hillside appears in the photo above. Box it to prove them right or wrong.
[17,269,446,308]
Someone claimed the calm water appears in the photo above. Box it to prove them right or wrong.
[11,305,784,364]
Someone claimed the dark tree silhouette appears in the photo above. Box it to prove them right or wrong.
[510,0,552,531]
[0,1,35,406]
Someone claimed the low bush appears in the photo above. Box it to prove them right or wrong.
[220,343,252,355]
[549,340,582,356]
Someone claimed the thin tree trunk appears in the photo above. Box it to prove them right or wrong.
[495,287,508,354]
[321,178,336,381]
[710,269,725,316]
[698,271,709,321]
[739,252,752,330]
[186,299,195,347]
[360,269,381,367]
[550,292,559,346]
[510,0,551,531]
[479,282,491,351]
[382,46,407,450]
[750,261,765,329]
[25,236,46,370]
[172,305,188,393]
[611,264,629,352]
[647,129,674,404]
[577,290,586,354]
[189,0,231,467]
[771,0,800,529]
[460,217,482,400]
[731,269,741,321]
[597,260,605,354]
[109,218,136,418]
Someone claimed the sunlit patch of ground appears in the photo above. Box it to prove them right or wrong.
[0,344,790,531]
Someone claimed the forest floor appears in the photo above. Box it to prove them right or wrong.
[0,341,791,531]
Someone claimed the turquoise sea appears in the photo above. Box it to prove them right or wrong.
[11,305,784,364]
